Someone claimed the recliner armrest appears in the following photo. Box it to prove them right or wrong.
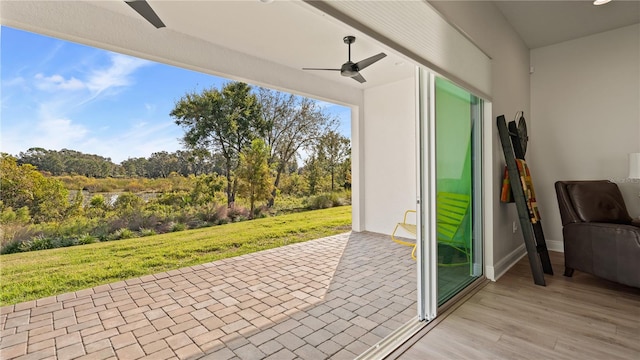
[563,222,640,287]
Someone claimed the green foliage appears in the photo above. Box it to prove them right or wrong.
[307,191,351,210]
[139,228,156,237]
[171,81,266,207]
[315,130,351,191]
[77,234,98,245]
[113,193,143,212]
[0,206,351,305]
[0,205,31,225]
[237,139,273,218]
[109,228,137,241]
[17,148,118,177]
[256,87,338,205]
[0,154,69,223]
[278,173,308,197]
[20,235,54,252]
[170,223,186,232]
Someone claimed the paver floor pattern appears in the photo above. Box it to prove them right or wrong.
[0,232,416,360]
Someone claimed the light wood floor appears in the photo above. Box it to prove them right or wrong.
[396,251,640,359]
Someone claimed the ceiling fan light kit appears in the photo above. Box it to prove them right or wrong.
[302,36,386,83]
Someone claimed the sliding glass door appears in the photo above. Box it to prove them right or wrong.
[417,70,483,317]
[434,77,483,304]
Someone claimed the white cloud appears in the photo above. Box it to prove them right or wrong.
[30,53,151,104]
[34,73,85,91]
[1,116,89,155]
[85,54,151,98]
[2,76,27,88]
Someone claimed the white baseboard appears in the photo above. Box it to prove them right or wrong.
[485,244,526,281]
[546,239,564,253]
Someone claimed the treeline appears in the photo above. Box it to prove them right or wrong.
[1,81,354,254]
[16,148,222,179]
[0,154,350,255]
[15,82,351,209]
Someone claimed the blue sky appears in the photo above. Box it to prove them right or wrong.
[1,26,351,164]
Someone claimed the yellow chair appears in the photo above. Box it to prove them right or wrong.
[436,192,471,266]
[391,192,471,263]
[391,210,418,259]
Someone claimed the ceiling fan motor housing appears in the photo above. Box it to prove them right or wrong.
[341,62,358,77]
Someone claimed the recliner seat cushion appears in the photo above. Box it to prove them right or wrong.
[567,182,632,224]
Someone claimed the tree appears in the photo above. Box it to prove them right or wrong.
[316,131,351,191]
[171,82,265,207]
[257,87,338,206]
[146,151,179,178]
[236,139,273,218]
[121,157,149,177]
[0,154,69,223]
[303,154,326,195]
[18,148,119,177]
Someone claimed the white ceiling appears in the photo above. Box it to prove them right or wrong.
[84,0,415,90]
[494,0,640,49]
[1,0,638,95]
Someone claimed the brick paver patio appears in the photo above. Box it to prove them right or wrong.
[0,232,416,360]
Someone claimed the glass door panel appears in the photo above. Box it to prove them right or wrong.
[434,77,482,305]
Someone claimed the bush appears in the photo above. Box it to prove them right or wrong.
[113,193,143,211]
[56,237,77,248]
[227,206,249,222]
[170,223,186,232]
[139,228,156,237]
[308,193,338,210]
[0,239,23,254]
[108,228,137,241]
[20,235,54,252]
[77,233,98,245]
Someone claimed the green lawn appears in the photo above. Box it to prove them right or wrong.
[0,206,351,306]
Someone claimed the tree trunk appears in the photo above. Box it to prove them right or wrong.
[225,158,233,208]
[331,169,335,192]
[268,166,284,208]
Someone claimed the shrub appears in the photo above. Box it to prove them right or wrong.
[56,237,77,248]
[170,223,186,232]
[227,206,249,222]
[124,180,144,193]
[308,193,338,210]
[108,228,137,241]
[20,235,54,252]
[89,194,106,208]
[0,239,23,254]
[113,193,143,211]
[77,233,98,245]
[139,228,156,237]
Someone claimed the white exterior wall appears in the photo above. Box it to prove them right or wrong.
[530,24,640,249]
[363,76,417,235]
[429,1,531,280]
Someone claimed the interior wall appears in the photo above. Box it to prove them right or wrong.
[429,1,531,279]
[530,24,640,247]
[363,76,417,235]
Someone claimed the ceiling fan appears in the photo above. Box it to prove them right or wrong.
[124,0,165,28]
[303,36,386,83]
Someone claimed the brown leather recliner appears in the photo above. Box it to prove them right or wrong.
[555,180,640,288]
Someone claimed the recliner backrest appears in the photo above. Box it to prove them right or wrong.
[555,180,632,225]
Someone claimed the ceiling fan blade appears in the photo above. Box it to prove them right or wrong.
[351,73,366,83]
[355,53,387,71]
[125,0,166,28]
[302,68,341,71]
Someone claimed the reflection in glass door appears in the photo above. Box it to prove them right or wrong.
[434,77,483,305]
